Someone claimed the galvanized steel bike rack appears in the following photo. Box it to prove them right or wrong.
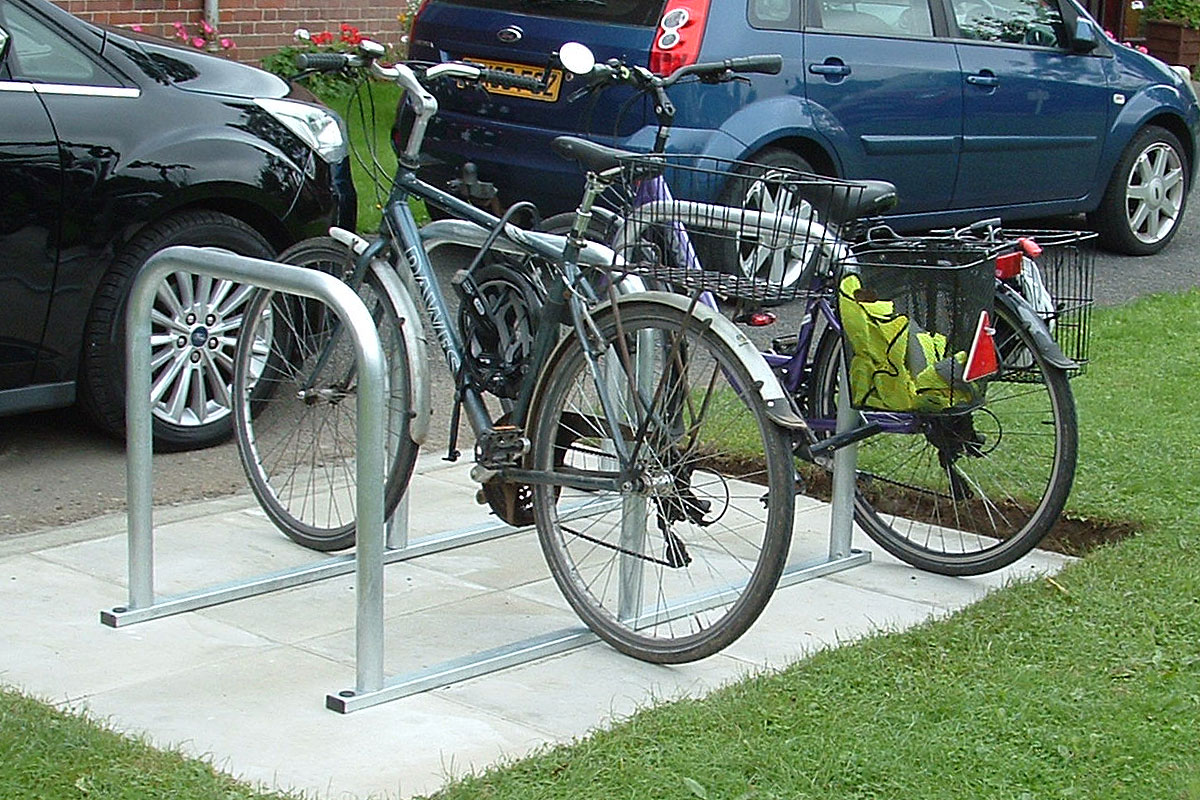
[101,245,869,714]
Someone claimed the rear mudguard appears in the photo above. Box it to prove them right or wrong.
[995,282,1076,370]
[533,292,807,432]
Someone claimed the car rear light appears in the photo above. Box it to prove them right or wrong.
[649,0,711,76]
[407,0,432,39]
[994,251,1023,280]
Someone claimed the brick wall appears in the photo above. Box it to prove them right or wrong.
[53,0,414,67]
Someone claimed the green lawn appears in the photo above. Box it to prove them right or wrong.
[3,290,1199,800]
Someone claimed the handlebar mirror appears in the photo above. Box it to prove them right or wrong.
[558,42,596,76]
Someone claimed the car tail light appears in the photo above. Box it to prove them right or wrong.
[994,251,1023,280]
[407,0,432,39]
[649,0,711,76]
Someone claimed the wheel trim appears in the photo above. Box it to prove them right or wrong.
[1125,142,1185,245]
[738,172,810,287]
[149,273,268,428]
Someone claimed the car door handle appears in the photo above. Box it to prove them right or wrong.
[809,62,851,77]
[966,72,999,88]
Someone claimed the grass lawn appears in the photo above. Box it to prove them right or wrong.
[3,290,1199,799]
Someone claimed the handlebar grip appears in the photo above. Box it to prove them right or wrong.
[724,55,783,75]
[295,52,352,72]
[479,68,546,93]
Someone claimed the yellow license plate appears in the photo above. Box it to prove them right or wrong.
[470,57,563,102]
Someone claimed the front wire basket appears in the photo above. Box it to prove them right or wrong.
[841,238,996,413]
[604,154,870,306]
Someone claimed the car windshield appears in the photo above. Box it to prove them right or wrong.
[435,0,664,26]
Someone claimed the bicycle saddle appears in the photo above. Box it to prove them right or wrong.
[551,136,665,178]
[815,180,899,225]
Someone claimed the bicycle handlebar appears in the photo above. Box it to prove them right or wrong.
[294,46,551,94]
[294,51,358,71]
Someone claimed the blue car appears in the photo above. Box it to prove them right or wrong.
[409,0,1200,254]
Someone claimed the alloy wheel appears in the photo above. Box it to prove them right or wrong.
[1125,141,1185,246]
[149,273,267,427]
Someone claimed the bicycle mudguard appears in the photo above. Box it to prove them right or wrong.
[368,258,432,445]
[540,292,808,431]
[995,283,1076,371]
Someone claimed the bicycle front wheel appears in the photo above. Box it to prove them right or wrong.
[233,238,417,551]
[529,299,795,663]
[808,299,1078,575]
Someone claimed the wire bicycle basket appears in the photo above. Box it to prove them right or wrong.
[605,154,870,306]
[840,238,997,413]
[989,229,1096,376]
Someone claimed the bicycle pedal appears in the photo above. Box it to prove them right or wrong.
[475,425,529,468]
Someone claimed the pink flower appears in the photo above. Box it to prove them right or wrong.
[200,19,214,34]
[220,37,234,49]
[130,23,143,32]
[191,36,205,48]
[172,20,185,30]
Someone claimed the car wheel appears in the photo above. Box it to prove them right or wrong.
[1090,126,1189,255]
[78,210,275,451]
[710,148,818,289]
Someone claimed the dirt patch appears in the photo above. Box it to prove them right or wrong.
[791,463,1139,557]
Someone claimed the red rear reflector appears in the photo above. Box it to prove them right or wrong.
[747,311,777,327]
[1019,237,1043,258]
[964,310,999,382]
[649,0,710,76]
[994,251,1022,280]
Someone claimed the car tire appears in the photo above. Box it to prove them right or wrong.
[78,210,275,451]
[704,147,818,288]
[1089,126,1189,256]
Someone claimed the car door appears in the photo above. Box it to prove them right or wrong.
[802,0,963,213]
[950,0,1109,208]
[0,18,62,392]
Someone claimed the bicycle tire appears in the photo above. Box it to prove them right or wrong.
[232,237,417,551]
[529,298,795,663]
[807,298,1077,575]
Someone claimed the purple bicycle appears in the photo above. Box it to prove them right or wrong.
[542,55,1093,576]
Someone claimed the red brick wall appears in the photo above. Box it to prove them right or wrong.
[53,0,414,67]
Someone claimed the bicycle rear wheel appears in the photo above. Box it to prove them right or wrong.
[529,299,795,663]
[808,299,1077,575]
[232,238,417,551]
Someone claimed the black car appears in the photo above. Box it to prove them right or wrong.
[0,0,353,449]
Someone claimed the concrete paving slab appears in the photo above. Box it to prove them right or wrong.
[298,589,580,673]
[77,644,551,800]
[0,554,274,700]
[0,458,1073,800]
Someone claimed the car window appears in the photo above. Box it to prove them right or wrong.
[950,0,1066,46]
[749,0,801,30]
[807,0,934,36]
[431,0,664,26]
[2,2,115,85]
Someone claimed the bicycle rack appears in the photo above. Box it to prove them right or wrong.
[101,245,870,713]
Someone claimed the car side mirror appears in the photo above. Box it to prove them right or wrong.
[0,28,10,64]
[1071,19,1099,53]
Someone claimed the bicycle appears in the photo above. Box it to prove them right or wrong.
[531,56,1094,576]
[230,41,814,663]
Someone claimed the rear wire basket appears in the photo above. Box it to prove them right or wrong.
[840,239,996,413]
[993,229,1096,375]
[606,154,868,305]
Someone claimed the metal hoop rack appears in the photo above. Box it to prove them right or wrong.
[101,246,870,713]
